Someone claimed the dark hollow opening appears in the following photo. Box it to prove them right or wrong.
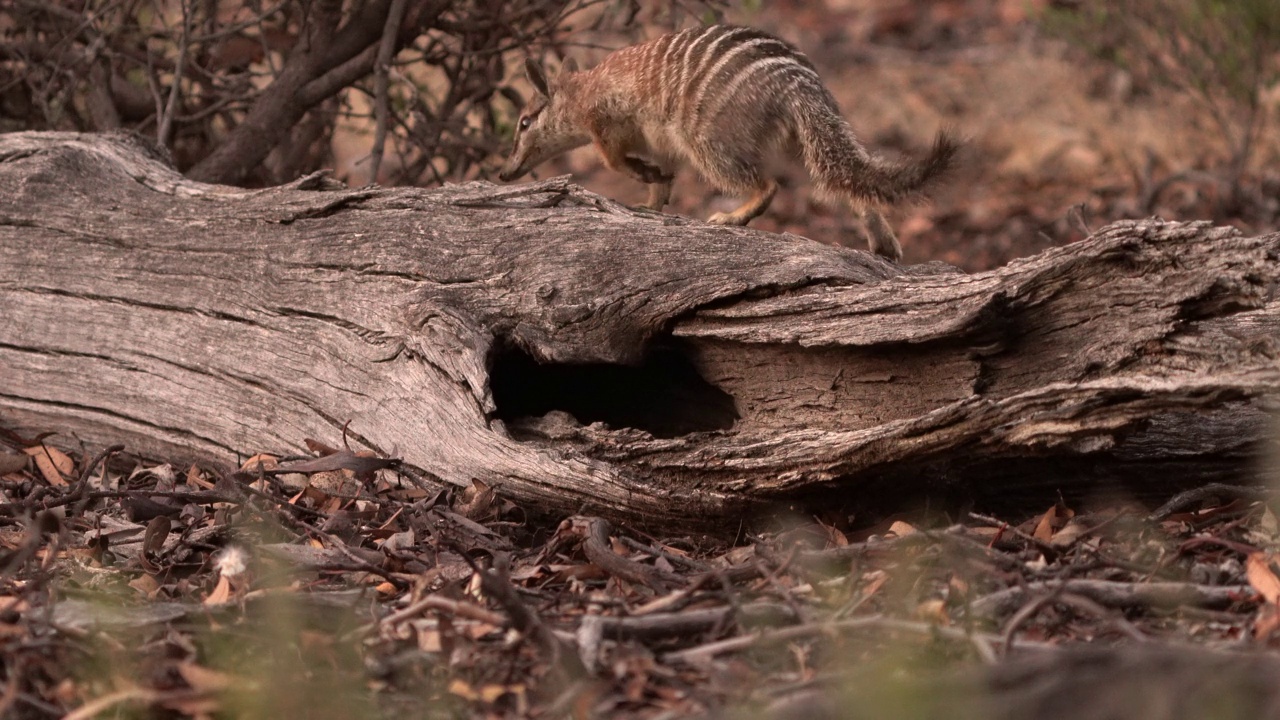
[489,340,738,438]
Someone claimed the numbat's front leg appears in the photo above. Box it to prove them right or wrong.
[639,181,672,212]
[595,134,673,211]
[623,156,670,185]
[708,180,778,226]
[618,156,672,212]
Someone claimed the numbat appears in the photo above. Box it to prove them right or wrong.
[499,25,958,261]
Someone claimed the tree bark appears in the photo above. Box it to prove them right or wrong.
[2,132,1277,529]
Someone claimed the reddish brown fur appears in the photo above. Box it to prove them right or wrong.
[500,25,958,261]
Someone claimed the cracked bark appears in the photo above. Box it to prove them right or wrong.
[2,132,1278,529]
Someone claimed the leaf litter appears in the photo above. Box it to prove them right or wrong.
[2,432,1280,719]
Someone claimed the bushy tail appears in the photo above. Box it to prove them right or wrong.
[800,114,960,205]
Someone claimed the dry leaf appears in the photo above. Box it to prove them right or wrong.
[416,625,444,653]
[820,521,849,547]
[63,687,160,720]
[916,598,950,624]
[276,450,396,478]
[299,630,339,667]
[449,679,525,709]
[1256,606,1280,639]
[128,574,162,598]
[1247,552,1280,605]
[1032,502,1075,542]
[186,464,214,489]
[464,622,501,639]
[1032,505,1056,542]
[550,564,608,582]
[860,570,889,599]
[887,520,917,538]
[448,679,478,701]
[142,516,171,556]
[1049,518,1089,548]
[203,575,233,606]
[1262,507,1280,536]
[23,445,73,486]
[719,545,756,566]
[162,694,224,716]
[176,662,236,693]
[239,454,278,472]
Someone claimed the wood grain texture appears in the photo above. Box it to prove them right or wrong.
[2,131,1277,528]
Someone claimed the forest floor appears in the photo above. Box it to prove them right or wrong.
[3,1,1280,718]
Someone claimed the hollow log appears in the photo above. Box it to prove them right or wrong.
[1,131,1277,528]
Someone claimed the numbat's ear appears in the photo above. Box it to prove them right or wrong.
[525,58,551,97]
[560,57,579,75]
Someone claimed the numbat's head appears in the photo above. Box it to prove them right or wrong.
[498,59,590,181]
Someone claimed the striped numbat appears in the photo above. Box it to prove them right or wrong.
[498,25,959,261]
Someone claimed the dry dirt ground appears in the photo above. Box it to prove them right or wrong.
[4,1,1280,719]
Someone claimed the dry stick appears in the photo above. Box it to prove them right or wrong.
[596,602,797,641]
[474,552,587,678]
[62,687,164,720]
[941,531,1029,572]
[1001,590,1147,656]
[74,444,123,490]
[796,525,1013,569]
[617,536,713,573]
[9,441,73,512]
[1057,593,1148,642]
[972,580,1256,619]
[185,0,287,43]
[368,0,407,184]
[42,443,124,516]
[377,594,506,630]
[156,0,191,147]
[306,528,405,588]
[566,516,682,593]
[967,511,1057,556]
[629,572,714,616]
[395,464,445,494]
[0,516,47,578]
[1146,483,1273,523]
[664,614,1057,665]
[754,547,812,624]
[968,629,999,665]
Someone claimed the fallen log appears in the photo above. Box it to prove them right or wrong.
[1,131,1277,528]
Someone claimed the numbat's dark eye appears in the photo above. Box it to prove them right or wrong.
[519,116,532,131]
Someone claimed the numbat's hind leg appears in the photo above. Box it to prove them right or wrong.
[708,180,778,226]
[860,206,902,261]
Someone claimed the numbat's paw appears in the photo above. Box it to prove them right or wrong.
[707,211,750,226]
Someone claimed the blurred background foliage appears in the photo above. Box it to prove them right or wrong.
[1045,0,1279,213]
[0,0,727,186]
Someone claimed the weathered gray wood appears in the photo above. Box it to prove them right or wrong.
[1,131,1277,528]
